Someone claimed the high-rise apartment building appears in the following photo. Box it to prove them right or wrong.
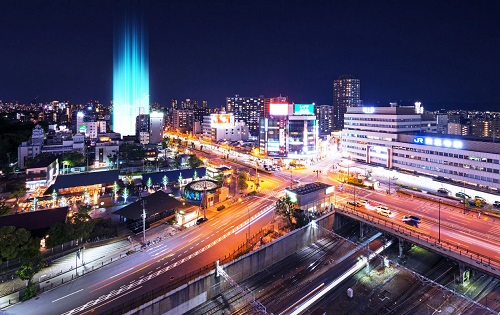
[333,75,361,130]
[172,110,194,133]
[226,95,265,138]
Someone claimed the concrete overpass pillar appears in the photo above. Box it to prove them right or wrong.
[359,222,365,240]
[334,213,343,231]
[398,238,406,258]
[458,262,470,284]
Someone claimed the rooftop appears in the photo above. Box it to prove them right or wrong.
[286,182,332,195]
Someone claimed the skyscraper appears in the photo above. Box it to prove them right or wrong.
[113,7,149,137]
[333,75,361,130]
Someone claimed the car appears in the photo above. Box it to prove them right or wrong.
[455,192,471,199]
[494,201,500,208]
[437,188,450,195]
[376,207,392,217]
[402,215,421,223]
[376,205,389,211]
[347,201,357,207]
[474,196,487,203]
[196,217,208,225]
[293,179,300,184]
[357,199,369,206]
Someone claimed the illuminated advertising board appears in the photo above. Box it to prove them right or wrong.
[211,114,233,127]
[269,103,289,116]
[412,136,463,149]
[294,104,315,115]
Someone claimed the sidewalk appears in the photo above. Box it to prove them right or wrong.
[0,220,184,309]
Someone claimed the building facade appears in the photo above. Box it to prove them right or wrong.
[333,75,361,130]
[315,104,334,136]
[226,95,265,138]
[342,105,500,191]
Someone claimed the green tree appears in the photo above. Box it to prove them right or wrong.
[0,226,39,263]
[162,175,169,188]
[193,170,198,180]
[275,195,297,227]
[64,151,85,167]
[188,155,203,168]
[10,180,27,205]
[72,205,95,240]
[0,202,12,216]
[237,172,249,192]
[45,222,70,248]
[146,177,153,190]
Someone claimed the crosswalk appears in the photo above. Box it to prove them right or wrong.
[258,188,285,199]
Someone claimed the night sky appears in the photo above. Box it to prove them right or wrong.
[1,0,499,111]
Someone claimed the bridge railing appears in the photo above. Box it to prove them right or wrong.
[337,207,500,274]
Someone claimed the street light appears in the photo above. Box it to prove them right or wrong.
[247,206,251,249]
[313,170,321,180]
[141,200,147,244]
[438,198,441,243]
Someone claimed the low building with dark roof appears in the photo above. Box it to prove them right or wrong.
[0,207,69,238]
[142,167,206,187]
[46,170,119,195]
[113,190,184,230]
[285,181,335,214]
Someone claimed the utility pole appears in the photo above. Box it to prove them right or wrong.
[313,170,321,180]
[438,199,441,243]
[141,200,147,244]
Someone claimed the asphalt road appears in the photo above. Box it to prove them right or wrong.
[4,149,500,314]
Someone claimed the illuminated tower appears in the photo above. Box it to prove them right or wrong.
[113,8,149,137]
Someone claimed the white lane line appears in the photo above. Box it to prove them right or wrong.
[52,289,84,303]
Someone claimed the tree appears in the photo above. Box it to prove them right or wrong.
[146,177,153,190]
[0,202,12,216]
[162,175,169,188]
[10,180,27,206]
[64,151,85,167]
[71,205,95,240]
[237,172,249,192]
[0,226,39,263]
[123,187,129,203]
[193,170,198,180]
[188,155,203,168]
[275,195,297,227]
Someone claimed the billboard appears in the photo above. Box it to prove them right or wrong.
[211,114,233,127]
[294,104,315,115]
[269,103,289,116]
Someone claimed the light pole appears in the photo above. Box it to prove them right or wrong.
[141,200,147,244]
[462,181,466,215]
[313,170,321,180]
[290,169,293,188]
[247,206,251,249]
[438,198,441,243]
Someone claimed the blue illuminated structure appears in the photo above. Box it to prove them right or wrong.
[113,9,149,137]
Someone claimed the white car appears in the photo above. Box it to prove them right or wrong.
[376,205,391,217]
[357,199,369,206]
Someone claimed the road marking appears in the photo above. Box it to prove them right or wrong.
[52,289,83,302]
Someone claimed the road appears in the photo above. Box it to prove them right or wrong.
[5,168,287,314]
[5,147,500,314]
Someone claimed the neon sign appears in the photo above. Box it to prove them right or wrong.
[412,137,463,149]
[362,107,375,114]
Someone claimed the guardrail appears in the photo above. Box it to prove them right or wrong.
[336,207,500,278]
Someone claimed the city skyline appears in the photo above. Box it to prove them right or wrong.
[1,0,499,111]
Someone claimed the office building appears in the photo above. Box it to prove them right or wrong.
[341,105,500,191]
[202,113,249,142]
[172,110,194,133]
